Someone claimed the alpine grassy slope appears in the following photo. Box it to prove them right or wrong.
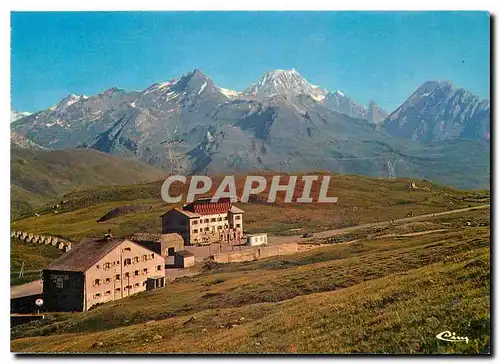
[11,208,490,354]
[10,146,166,219]
[10,173,489,242]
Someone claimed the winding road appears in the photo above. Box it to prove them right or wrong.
[268,204,490,245]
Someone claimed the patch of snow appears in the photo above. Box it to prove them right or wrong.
[198,81,207,95]
[166,91,180,100]
[157,82,172,90]
[129,101,137,108]
[55,94,85,110]
[143,80,176,94]
[336,90,345,97]
[312,94,326,102]
[219,87,241,98]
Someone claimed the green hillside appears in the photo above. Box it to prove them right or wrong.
[10,146,167,219]
[10,173,489,242]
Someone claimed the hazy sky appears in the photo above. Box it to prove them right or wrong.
[11,11,490,112]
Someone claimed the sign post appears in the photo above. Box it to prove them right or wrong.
[35,298,43,314]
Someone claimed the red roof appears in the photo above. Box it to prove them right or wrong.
[184,198,232,215]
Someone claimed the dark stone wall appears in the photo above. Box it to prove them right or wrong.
[42,270,84,312]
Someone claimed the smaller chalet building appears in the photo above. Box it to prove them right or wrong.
[43,236,165,312]
[130,232,184,265]
[161,198,244,245]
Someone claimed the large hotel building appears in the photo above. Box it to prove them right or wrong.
[161,197,244,245]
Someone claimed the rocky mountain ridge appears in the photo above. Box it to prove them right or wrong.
[382,81,490,142]
[11,68,490,189]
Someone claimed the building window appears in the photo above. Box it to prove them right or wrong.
[224,216,228,220]
[94,293,101,299]
[105,277,111,283]
[134,270,139,276]
[126,285,132,290]
[133,257,139,263]
[96,264,101,269]
[124,258,132,266]
[115,274,121,281]
[94,279,101,286]
[204,227,209,232]
[218,217,222,221]
[211,218,216,222]
[142,254,148,261]
[115,287,121,292]
[168,247,175,256]
[193,220,198,225]
[193,229,198,233]
[157,265,162,271]
[235,215,241,220]
[143,281,147,286]
[151,253,155,259]
[124,272,130,278]
[116,261,120,265]
[204,219,209,223]
[143,268,148,274]
[105,290,111,295]
[236,224,241,228]
[124,247,131,252]
[134,283,140,288]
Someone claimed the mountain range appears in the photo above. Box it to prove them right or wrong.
[11,68,490,190]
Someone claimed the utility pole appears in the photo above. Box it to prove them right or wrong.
[386,158,396,179]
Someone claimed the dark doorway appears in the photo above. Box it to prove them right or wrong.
[167,247,175,256]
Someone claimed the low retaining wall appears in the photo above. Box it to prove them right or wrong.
[11,314,45,327]
[211,242,299,263]
[185,243,257,262]
[11,231,72,252]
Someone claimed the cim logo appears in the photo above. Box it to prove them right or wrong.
[436,331,470,344]
[161,175,339,204]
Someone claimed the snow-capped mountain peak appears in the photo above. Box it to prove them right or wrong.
[218,87,241,99]
[10,110,31,123]
[244,68,326,101]
[54,94,88,110]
